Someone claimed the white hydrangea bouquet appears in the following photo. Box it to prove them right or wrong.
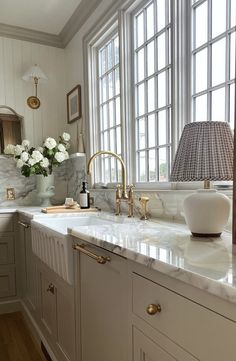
[5,132,71,177]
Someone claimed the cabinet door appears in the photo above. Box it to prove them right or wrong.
[133,327,176,361]
[79,245,128,361]
[39,269,57,337]
[25,226,37,310]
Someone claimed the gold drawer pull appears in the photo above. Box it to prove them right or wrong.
[18,221,30,228]
[73,244,111,265]
[146,303,161,315]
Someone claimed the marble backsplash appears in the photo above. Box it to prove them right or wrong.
[0,154,86,207]
[0,154,232,231]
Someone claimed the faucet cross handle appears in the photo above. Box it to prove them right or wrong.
[139,196,150,220]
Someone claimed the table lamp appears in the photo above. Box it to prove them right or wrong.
[171,121,233,237]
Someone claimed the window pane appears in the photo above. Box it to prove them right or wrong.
[103,131,109,149]
[158,32,166,70]
[110,157,117,182]
[212,38,226,87]
[158,110,166,145]
[157,0,166,31]
[147,41,155,76]
[139,151,146,181]
[147,3,154,40]
[230,84,235,129]
[102,77,107,102]
[104,158,110,183]
[103,104,108,129]
[115,68,120,95]
[117,127,121,154]
[212,0,226,39]
[159,148,167,181]
[148,114,156,148]
[148,77,155,112]
[138,118,146,149]
[212,87,225,121]
[100,48,106,75]
[114,37,119,65]
[109,101,114,127]
[195,1,208,49]
[231,0,236,27]
[195,94,207,122]
[108,72,113,99]
[158,71,166,108]
[137,83,145,115]
[137,48,145,82]
[230,32,235,80]
[110,129,115,152]
[107,42,113,70]
[149,149,156,181]
[195,48,207,93]
[136,12,144,47]
[115,97,120,125]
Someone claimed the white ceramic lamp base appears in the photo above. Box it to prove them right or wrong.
[183,189,230,237]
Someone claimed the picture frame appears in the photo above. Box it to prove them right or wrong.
[67,85,82,124]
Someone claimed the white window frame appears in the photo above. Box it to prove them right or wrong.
[84,0,235,191]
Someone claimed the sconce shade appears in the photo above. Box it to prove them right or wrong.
[22,64,48,82]
[170,121,233,182]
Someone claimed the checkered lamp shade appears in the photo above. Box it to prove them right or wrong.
[171,121,234,182]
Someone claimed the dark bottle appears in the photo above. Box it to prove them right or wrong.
[79,181,90,209]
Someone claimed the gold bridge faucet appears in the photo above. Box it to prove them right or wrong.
[87,151,134,217]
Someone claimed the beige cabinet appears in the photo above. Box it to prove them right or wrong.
[0,214,16,299]
[18,217,37,312]
[133,327,176,361]
[37,261,76,361]
[76,241,128,361]
[131,270,236,361]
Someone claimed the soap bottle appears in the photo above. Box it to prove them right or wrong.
[79,181,90,209]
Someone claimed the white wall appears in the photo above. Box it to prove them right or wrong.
[64,0,115,153]
[0,36,67,147]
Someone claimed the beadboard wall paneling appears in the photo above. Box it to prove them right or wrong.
[0,36,67,147]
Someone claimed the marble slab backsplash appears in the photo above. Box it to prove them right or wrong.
[0,154,232,232]
[0,155,86,207]
[89,189,232,231]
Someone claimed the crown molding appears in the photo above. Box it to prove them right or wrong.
[0,23,63,48]
[0,0,103,48]
[60,0,103,47]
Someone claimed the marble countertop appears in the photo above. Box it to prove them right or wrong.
[1,206,235,304]
[69,213,236,304]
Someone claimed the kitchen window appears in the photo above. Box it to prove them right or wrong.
[85,0,235,188]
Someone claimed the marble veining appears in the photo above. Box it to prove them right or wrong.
[68,214,236,304]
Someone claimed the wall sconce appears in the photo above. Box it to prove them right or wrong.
[22,64,48,109]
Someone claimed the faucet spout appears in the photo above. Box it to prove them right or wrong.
[87,150,128,199]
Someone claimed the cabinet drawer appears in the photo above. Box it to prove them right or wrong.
[0,235,14,264]
[132,273,236,361]
[0,265,16,298]
[0,215,14,233]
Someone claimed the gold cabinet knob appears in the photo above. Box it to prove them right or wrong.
[146,303,161,315]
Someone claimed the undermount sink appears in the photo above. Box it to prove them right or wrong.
[38,215,114,234]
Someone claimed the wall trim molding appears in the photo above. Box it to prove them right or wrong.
[0,0,103,48]
[0,23,63,48]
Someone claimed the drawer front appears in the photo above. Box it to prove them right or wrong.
[0,215,14,233]
[0,235,15,264]
[132,273,236,361]
[0,265,16,298]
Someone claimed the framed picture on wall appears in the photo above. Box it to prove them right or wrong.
[67,85,82,123]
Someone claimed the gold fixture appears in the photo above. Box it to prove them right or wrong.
[146,303,161,315]
[6,188,15,200]
[87,150,134,217]
[139,196,150,220]
[22,64,47,110]
[18,220,30,229]
[47,283,55,294]
[73,244,111,264]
